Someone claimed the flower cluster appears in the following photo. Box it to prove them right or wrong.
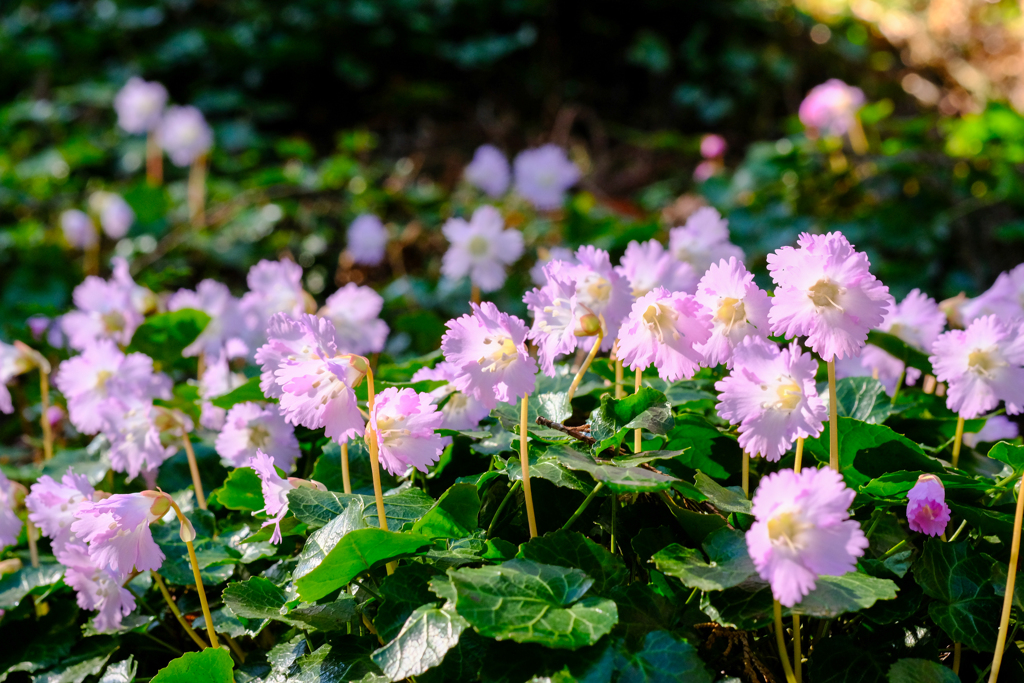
[115,77,213,166]
[464,144,581,210]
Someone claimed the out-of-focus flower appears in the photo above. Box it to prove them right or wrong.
[89,192,135,240]
[196,351,248,431]
[930,315,1024,419]
[700,134,727,159]
[906,474,950,537]
[441,302,537,409]
[746,467,868,607]
[346,214,388,267]
[798,79,866,137]
[113,77,167,134]
[369,387,446,475]
[241,260,308,347]
[102,399,179,480]
[26,473,94,553]
[464,144,511,197]
[61,258,146,350]
[0,341,36,415]
[964,415,1019,448]
[442,206,524,293]
[411,362,490,431]
[0,471,22,550]
[524,263,583,375]
[71,491,169,579]
[716,338,827,461]
[530,246,576,286]
[961,264,1024,324]
[216,402,300,471]
[695,257,771,367]
[617,288,712,382]
[158,105,213,167]
[320,283,389,356]
[768,232,893,362]
[668,207,744,283]
[60,543,137,633]
[513,144,581,210]
[693,160,720,183]
[61,210,98,250]
[168,280,250,360]
[616,240,696,298]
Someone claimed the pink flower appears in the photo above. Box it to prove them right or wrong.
[255,313,366,441]
[217,402,300,471]
[370,387,446,475]
[746,467,868,607]
[530,246,576,286]
[553,246,633,352]
[320,283,390,355]
[668,207,744,279]
[346,214,388,267]
[61,257,144,350]
[0,341,35,415]
[411,362,491,431]
[930,315,1024,419]
[241,260,308,342]
[767,232,893,362]
[61,209,98,250]
[524,263,583,375]
[693,160,720,183]
[465,144,511,197]
[0,471,22,550]
[442,206,524,293]
[59,543,137,633]
[964,414,1019,448]
[71,491,168,579]
[89,192,134,240]
[197,352,249,430]
[616,240,696,298]
[26,473,94,553]
[617,288,713,382]
[695,257,771,367]
[113,77,167,134]
[158,105,213,166]
[249,450,294,544]
[961,264,1024,324]
[441,302,537,409]
[799,80,865,137]
[168,279,251,360]
[700,134,727,159]
[906,474,950,537]
[715,338,828,461]
[102,399,179,479]
[513,144,581,210]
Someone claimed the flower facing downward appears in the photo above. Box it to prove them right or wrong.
[346,214,388,267]
[441,302,537,409]
[906,474,951,537]
[249,450,325,544]
[70,491,169,579]
[442,206,524,293]
[0,471,22,550]
[961,263,1024,324]
[411,362,491,431]
[799,79,866,137]
[319,283,390,356]
[0,341,36,415]
[668,207,744,280]
[216,402,300,471]
[158,105,213,167]
[716,338,828,461]
[101,400,180,479]
[552,246,633,351]
[695,257,771,367]
[464,144,511,197]
[616,240,696,298]
[61,543,137,633]
[512,144,581,210]
[369,388,446,475]
[746,468,868,607]
[26,473,95,553]
[930,315,1024,419]
[113,77,167,134]
[617,288,713,382]
[767,232,893,362]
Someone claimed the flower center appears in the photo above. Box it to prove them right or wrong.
[102,311,127,333]
[447,393,469,411]
[767,510,807,549]
[968,348,1003,376]
[773,379,803,411]
[374,415,410,446]
[249,424,271,450]
[715,297,746,331]
[468,235,490,257]
[95,370,113,388]
[577,274,611,310]
[808,279,844,310]
[642,303,680,343]
[478,335,518,373]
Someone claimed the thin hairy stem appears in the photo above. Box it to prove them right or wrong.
[520,395,538,538]
[152,572,208,650]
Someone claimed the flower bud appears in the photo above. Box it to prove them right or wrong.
[143,490,172,519]
[906,474,950,537]
[288,477,327,492]
[576,313,602,337]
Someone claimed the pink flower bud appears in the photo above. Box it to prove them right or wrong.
[906,474,950,537]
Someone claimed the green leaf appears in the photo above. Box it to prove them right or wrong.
[210,376,269,409]
[222,577,286,621]
[701,583,774,630]
[660,413,736,481]
[294,503,366,581]
[0,563,64,609]
[287,487,349,528]
[411,483,480,539]
[33,637,117,683]
[914,539,1001,652]
[792,573,899,618]
[617,631,713,683]
[887,658,961,683]
[447,559,618,649]
[98,657,138,683]
[208,466,264,511]
[835,377,894,424]
[588,387,674,451]
[371,604,468,681]
[806,418,943,488]
[296,528,433,602]
[652,528,756,591]
[988,441,1024,469]
[693,472,751,514]
[505,454,593,493]
[610,583,679,647]
[861,471,992,499]
[867,330,932,375]
[126,308,210,369]
[491,400,572,442]
[376,564,444,642]
[548,444,678,493]
[288,597,358,631]
[154,383,201,424]
[150,648,234,683]
[516,529,628,595]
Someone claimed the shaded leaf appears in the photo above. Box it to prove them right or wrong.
[617,631,713,683]
[150,648,233,683]
[208,466,263,511]
[589,387,674,451]
[98,657,138,683]
[549,444,678,493]
[0,563,64,609]
[516,529,628,595]
[867,330,932,375]
[371,605,468,681]
[792,573,899,618]
[988,441,1024,470]
[694,472,751,514]
[887,658,960,683]
[210,377,268,410]
[126,308,210,369]
[505,454,593,493]
[652,528,756,591]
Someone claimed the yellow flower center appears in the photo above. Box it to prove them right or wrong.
[102,311,127,333]
[968,348,1002,376]
[478,335,518,373]
[808,279,844,310]
[767,510,807,549]
[774,379,803,411]
[642,303,680,343]
[715,297,746,331]
[583,276,611,306]
[468,235,490,257]
[249,424,271,450]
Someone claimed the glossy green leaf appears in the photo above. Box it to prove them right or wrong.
[988,441,1024,469]
[548,444,678,493]
[209,376,269,409]
[150,648,233,683]
[411,483,480,539]
[791,573,899,618]
[652,527,756,591]
[98,657,138,683]
[208,466,264,511]
[371,604,468,681]
[0,563,64,609]
[834,377,894,424]
[516,529,628,595]
[867,330,932,375]
[126,308,210,369]
[588,386,674,451]
[693,472,751,514]
[505,453,594,493]
[222,577,286,621]
[616,631,713,683]
[807,418,943,487]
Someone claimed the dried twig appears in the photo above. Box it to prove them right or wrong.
[535,416,596,445]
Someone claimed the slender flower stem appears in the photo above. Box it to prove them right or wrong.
[891,369,905,406]
[882,539,908,559]
[613,345,624,400]
[471,285,481,305]
[340,441,352,494]
[162,496,219,649]
[363,366,394,574]
[948,519,968,543]
[520,394,538,538]
[26,520,40,569]
[486,480,521,537]
[146,130,163,186]
[84,240,99,276]
[741,453,750,498]
[773,599,798,683]
[951,416,965,469]
[793,614,802,683]
[827,361,838,472]
[39,366,53,461]
[561,482,604,531]
[566,330,603,407]
[634,368,642,454]
[224,634,246,663]
[849,114,869,155]
[610,494,617,555]
[180,437,207,510]
[989,471,1024,682]
[953,642,961,676]
[794,438,804,474]
[152,572,209,650]
[188,154,207,228]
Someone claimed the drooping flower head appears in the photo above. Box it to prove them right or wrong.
[158,105,213,166]
[255,313,366,441]
[617,288,713,382]
[70,491,169,579]
[442,206,524,293]
[767,232,893,362]
[695,257,772,367]
[61,257,145,350]
[61,542,138,633]
[716,337,828,461]
[0,471,22,550]
[411,362,491,431]
[26,472,95,553]
[799,79,866,137]
[960,263,1024,324]
[747,467,868,607]
[61,209,98,250]
[369,387,446,475]
[464,144,511,197]
[700,134,727,159]
[217,402,300,471]
[668,207,744,282]
[168,279,251,360]
[320,283,390,356]
[0,341,36,415]
[930,315,1024,419]
[249,450,326,544]
[89,191,135,240]
[346,214,388,267]
[441,302,537,409]
[964,414,1019,448]
[616,240,697,298]
[513,144,581,211]
[553,246,633,351]
[906,474,951,537]
[113,77,167,134]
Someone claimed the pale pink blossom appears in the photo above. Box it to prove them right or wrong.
[60,543,137,633]
[71,492,168,580]
[668,207,744,280]
[700,134,727,159]
[319,283,389,356]
[961,264,1024,324]
[61,258,145,350]
[906,474,950,537]
[464,144,511,197]
[442,206,524,293]
[513,144,581,210]
[249,450,293,544]
[551,246,633,352]
[370,387,446,475]
[695,257,771,367]
[168,279,250,360]
[114,77,167,134]
[61,209,98,249]
[530,246,576,286]
[716,338,828,461]
[964,415,1019,448]
[616,240,696,298]
[217,402,300,471]
[158,105,213,167]
[89,192,134,240]
[0,341,35,415]
[746,467,868,607]
[241,260,308,342]
[411,362,490,431]
[799,80,865,137]
[524,263,583,375]
[0,471,22,550]
[617,288,712,382]
[26,473,94,553]
[346,214,388,266]
[102,399,178,480]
